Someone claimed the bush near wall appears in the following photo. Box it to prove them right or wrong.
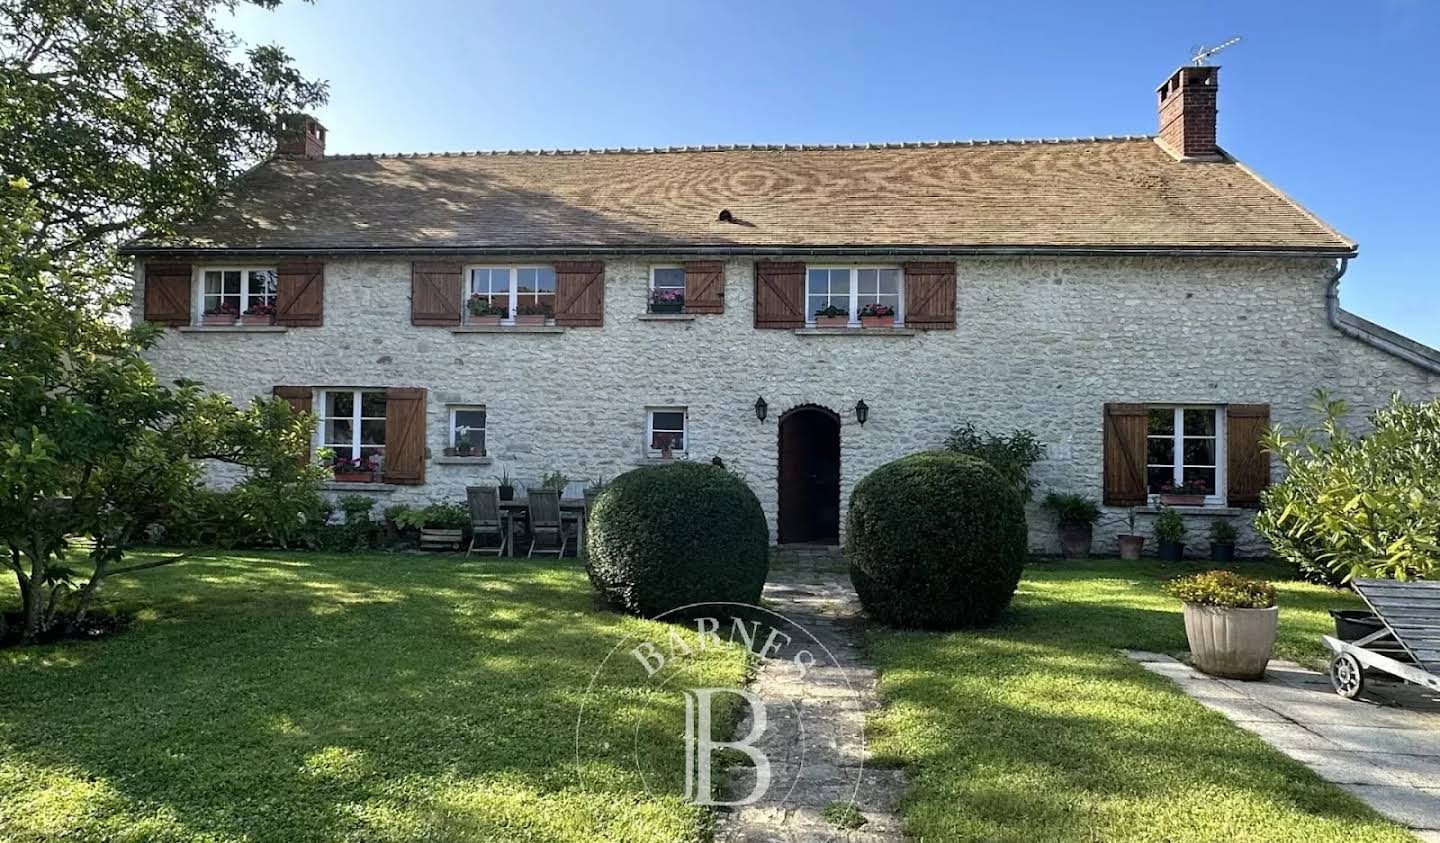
[846,451,1028,628]
[585,462,769,617]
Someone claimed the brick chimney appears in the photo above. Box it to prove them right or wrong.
[1156,66,1219,159]
[277,113,327,158]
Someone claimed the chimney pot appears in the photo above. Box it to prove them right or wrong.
[277,113,327,158]
[1156,66,1219,159]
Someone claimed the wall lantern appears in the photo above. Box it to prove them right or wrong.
[855,399,870,426]
[754,396,768,423]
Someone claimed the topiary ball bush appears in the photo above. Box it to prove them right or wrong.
[847,451,1028,629]
[586,461,769,617]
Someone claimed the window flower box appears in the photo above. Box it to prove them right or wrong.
[240,303,276,326]
[328,454,379,483]
[861,315,895,329]
[649,288,685,314]
[1159,480,1209,507]
[514,304,552,326]
[813,305,849,328]
[859,302,896,328]
[333,469,376,483]
[202,311,238,326]
[467,295,506,326]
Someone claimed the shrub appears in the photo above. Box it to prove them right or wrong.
[1165,571,1276,609]
[585,462,768,617]
[1153,508,1186,544]
[943,421,1046,502]
[1042,492,1101,527]
[1256,390,1440,584]
[846,451,1027,629]
[1210,519,1238,545]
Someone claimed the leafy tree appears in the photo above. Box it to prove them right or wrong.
[943,421,1047,502]
[1256,390,1440,584]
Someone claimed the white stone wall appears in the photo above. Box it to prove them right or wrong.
[134,255,1440,554]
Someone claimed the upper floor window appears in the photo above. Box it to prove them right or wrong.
[320,389,387,465]
[650,266,686,312]
[806,266,902,325]
[1147,406,1225,503]
[200,267,277,322]
[467,266,557,323]
[647,407,687,457]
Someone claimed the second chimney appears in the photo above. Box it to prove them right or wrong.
[1156,66,1219,159]
[277,114,327,158]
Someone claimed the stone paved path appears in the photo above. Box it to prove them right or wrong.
[714,549,907,842]
[1128,650,1440,841]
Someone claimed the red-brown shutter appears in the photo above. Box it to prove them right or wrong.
[1103,403,1149,506]
[382,387,427,485]
[683,261,725,314]
[143,263,192,326]
[272,386,314,462]
[276,261,324,326]
[1227,404,1272,508]
[902,262,956,330]
[754,261,805,329]
[554,261,605,327]
[411,262,462,326]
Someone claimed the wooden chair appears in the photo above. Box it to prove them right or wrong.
[465,486,505,557]
[526,488,570,558]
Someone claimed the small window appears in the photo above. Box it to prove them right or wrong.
[320,389,387,466]
[647,408,687,456]
[650,266,685,312]
[448,406,487,455]
[1146,406,1225,503]
[466,266,556,323]
[199,267,277,321]
[805,266,902,325]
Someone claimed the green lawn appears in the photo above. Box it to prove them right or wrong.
[0,551,746,843]
[864,558,1409,842]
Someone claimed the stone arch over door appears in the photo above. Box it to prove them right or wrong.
[777,404,841,545]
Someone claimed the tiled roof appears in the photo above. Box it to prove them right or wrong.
[126,136,1355,255]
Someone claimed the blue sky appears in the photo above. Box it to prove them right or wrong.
[228,0,1438,346]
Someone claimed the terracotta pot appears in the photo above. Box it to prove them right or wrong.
[1058,523,1093,559]
[1160,494,1206,506]
[1182,603,1278,680]
[443,447,457,457]
[467,315,502,326]
[860,315,894,329]
[514,314,548,326]
[240,313,273,326]
[814,316,850,328]
[201,314,237,326]
[1117,534,1145,560]
[333,471,374,483]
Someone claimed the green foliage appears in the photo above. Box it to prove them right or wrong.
[1153,508,1186,544]
[1165,570,1277,609]
[494,468,514,489]
[585,462,769,616]
[390,503,468,532]
[1210,519,1238,545]
[943,421,1047,502]
[337,495,376,524]
[822,802,867,830]
[1256,390,1440,584]
[846,451,1028,629]
[540,470,568,491]
[1043,492,1101,527]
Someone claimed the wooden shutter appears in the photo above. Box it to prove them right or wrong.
[754,261,805,329]
[272,386,314,461]
[902,262,956,330]
[554,261,605,327]
[411,262,462,326]
[1103,403,1149,506]
[276,261,324,326]
[683,261,725,314]
[143,263,192,326]
[382,387,427,485]
[1227,404,1272,507]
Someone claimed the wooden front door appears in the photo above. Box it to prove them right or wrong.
[778,406,841,544]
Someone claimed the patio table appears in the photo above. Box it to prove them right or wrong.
[498,498,587,557]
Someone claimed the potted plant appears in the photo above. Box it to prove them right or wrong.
[858,302,895,328]
[495,468,515,501]
[813,304,849,328]
[540,469,568,492]
[467,295,506,325]
[584,475,607,506]
[1117,508,1145,560]
[515,303,552,326]
[1210,519,1238,562]
[1159,478,1209,506]
[202,302,238,326]
[654,432,677,459]
[1042,492,1101,559]
[417,503,468,550]
[1165,570,1278,679]
[453,427,478,457]
[649,289,684,314]
[241,302,275,325]
[1154,506,1186,561]
[329,454,377,483]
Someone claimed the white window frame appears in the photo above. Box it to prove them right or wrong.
[447,405,487,454]
[465,265,556,324]
[194,266,278,323]
[645,406,688,457]
[1146,405,1227,506]
[649,265,686,312]
[804,265,904,326]
[318,388,387,464]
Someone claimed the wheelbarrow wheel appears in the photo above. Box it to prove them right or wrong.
[1329,653,1365,700]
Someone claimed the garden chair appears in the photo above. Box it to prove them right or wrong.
[526,488,572,558]
[465,486,505,557]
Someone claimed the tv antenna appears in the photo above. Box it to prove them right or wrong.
[1191,36,1242,66]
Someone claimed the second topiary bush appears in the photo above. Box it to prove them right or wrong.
[846,451,1028,628]
[585,461,769,617]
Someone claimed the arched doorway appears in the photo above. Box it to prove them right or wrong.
[778,405,841,545]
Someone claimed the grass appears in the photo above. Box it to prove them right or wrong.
[0,551,748,843]
[864,557,1412,842]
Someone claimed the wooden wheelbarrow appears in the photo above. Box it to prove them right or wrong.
[1322,578,1440,699]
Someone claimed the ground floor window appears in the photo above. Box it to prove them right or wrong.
[320,389,387,468]
[448,406,486,455]
[1146,406,1225,503]
[646,407,686,456]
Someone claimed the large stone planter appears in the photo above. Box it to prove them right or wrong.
[1058,523,1093,559]
[1182,603,1278,680]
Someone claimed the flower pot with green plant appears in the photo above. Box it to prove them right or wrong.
[202,302,239,326]
[813,304,849,328]
[1153,506,1186,561]
[649,288,684,314]
[467,295,506,326]
[1159,478,1209,506]
[494,468,515,501]
[858,302,896,328]
[241,302,275,325]
[453,427,478,457]
[540,470,568,493]
[584,475,607,505]
[1116,508,1145,559]
[1043,492,1101,559]
[515,303,552,326]
[1165,570,1278,679]
[1209,519,1238,562]
[415,503,468,550]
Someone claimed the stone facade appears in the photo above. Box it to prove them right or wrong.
[133,255,1440,555]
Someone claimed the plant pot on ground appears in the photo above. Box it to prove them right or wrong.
[1209,519,1238,562]
[1115,507,1145,559]
[1166,570,1278,680]
[1154,506,1186,561]
[1042,492,1100,559]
